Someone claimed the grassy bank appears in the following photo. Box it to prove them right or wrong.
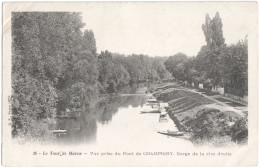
[152,82,248,147]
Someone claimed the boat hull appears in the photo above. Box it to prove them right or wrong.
[52,130,67,133]
[140,110,160,114]
[157,131,186,136]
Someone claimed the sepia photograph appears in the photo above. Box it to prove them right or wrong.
[2,2,258,166]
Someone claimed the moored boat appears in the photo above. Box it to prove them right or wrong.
[148,99,159,104]
[160,108,168,117]
[52,129,67,133]
[157,130,186,136]
[144,103,160,108]
[140,109,160,114]
[159,116,169,122]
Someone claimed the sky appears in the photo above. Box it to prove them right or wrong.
[10,2,254,57]
[79,2,255,57]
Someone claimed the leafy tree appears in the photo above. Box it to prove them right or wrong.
[164,53,188,80]
[221,37,248,96]
[152,57,171,80]
[82,30,97,55]
[202,12,225,50]
[11,12,97,139]
[197,12,226,87]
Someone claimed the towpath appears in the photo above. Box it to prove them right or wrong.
[180,87,246,117]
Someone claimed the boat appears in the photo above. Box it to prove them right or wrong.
[151,104,160,108]
[148,98,159,103]
[52,129,67,133]
[144,103,160,108]
[141,104,160,113]
[159,116,168,122]
[159,103,169,108]
[157,130,186,136]
[160,108,168,117]
[140,109,160,114]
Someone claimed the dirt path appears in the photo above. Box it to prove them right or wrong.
[181,87,246,117]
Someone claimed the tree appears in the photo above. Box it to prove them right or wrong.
[164,53,188,80]
[82,30,97,55]
[202,12,225,50]
[199,12,226,87]
[11,12,99,140]
[221,37,248,96]
[98,51,133,93]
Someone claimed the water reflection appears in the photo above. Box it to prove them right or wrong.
[56,94,147,145]
[117,82,150,94]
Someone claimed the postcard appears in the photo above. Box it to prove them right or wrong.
[2,2,258,166]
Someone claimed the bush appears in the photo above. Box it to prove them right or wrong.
[191,135,237,147]
[187,108,242,142]
[231,116,248,144]
[15,118,56,144]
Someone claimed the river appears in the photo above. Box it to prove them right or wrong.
[55,85,194,149]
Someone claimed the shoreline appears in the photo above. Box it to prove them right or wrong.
[167,111,186,132]
[150,81,248,146]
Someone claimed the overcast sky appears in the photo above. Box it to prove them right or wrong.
[79,2,254,57]
[5,2,256,57]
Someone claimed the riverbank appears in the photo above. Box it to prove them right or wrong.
[151,82,248,147]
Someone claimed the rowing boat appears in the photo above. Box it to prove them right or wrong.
[52,129,67,133]
[157,131,186,136]
[140,110,160,114]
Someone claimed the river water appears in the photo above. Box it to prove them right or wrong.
[55,85,194,149]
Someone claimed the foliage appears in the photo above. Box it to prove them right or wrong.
[164,53,188,80]
[16,118,57,144]
[202,12,225,50]
[81,30,97,55]
[11,74,58,136]
[164,12,247,97]
[230,114,248,144]
[11,12,99,140]
[98,50,130,93]
[98,51,171,93]
[221,38,248,96]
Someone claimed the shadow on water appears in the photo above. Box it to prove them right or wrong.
[116,82,149,94]
[56,85,147,145]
